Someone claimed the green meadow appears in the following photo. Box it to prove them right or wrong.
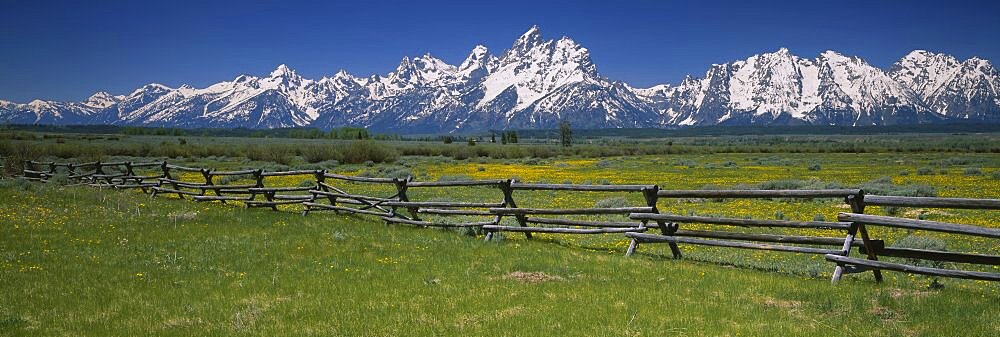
[1,130,999,336]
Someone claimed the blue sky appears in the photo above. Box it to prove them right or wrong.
[2,0,998,102]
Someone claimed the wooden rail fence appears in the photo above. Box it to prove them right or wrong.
[16,160,1000,284]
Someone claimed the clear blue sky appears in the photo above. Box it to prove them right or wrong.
[2,0,998,102]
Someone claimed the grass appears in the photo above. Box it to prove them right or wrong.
[2,132,1000,335]
[1,183,998,336]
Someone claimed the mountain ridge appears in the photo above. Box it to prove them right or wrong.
[2,26,998,133]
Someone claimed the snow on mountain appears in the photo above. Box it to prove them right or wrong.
[890,51,1000,121]
[0,26,996,132]
[635,48,939,126]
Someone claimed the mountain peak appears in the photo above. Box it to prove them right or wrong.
[512,25,544,50]
[270,64,296,78]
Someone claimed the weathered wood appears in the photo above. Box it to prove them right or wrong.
[838,213,1000,238]
[126,162,161,168]
[380,217,495,228]
[114,183,160,189]
[406,180,506,187]
[656,189,860,198]
[630,213,851,230]
[483,225,646,234]
[193,195,252,201]
[271,194,313,200]
[863,195,1000,210]
[491,206,653,215]
[260,170,320,177]
[417,208,493,216]
[216,189,254,194]
[510,182,651,192]
[249,186,314,192]
[208,169,258,176]
[824,254,1000,281]
[525,217,641,228]
[626,233,841,255]
[382,201,504,208]
[323,173,396,183]
[150,187,202,196]
[199,184,257,190]
[669,229,878,247]
[861,246,1000,265]
[302,202,393,216]
[246,200,305,207]
[310,189,393,202]
[164,164,203,172]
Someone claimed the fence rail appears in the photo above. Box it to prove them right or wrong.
[14,159,1000,285]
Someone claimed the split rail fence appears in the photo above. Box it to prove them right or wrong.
[16,160,1000,284]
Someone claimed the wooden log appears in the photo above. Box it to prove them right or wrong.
[22,169,53,176]
[260,170,320,177]
[380,217,495,228]
[863,195,1000,210]
[525,217,641,228]
[417,208,493,216]
[656,189,860,198]
[217,189,254,194]
[302,202,392,216]
[626,233,841,255]
[193,195,252,201]
[150,187,201,196]
[406,180,506,187]
[246,200,306,207]
[164,164,203,172]
[199,184,257,190]
[382,201,504,208]
[323,172,396,183]
[861,247,1000,265]
[271,194,313,200]
[510,182,651,192]
[114,183,160,189]
[483,225,645,234]
[630,213,851,230]
[491,207,653,215]
[671,229,877,247]
[309,189,393,202]
[824,254,1000,281]
[838,213,1000,238]
[249,186,314,192]
[208,169,258,176]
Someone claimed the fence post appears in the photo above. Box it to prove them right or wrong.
[92,161,104,184]
[393,177,419,222]
[200,168,214,198]
[851,191,883,282]
[504,179,531,239]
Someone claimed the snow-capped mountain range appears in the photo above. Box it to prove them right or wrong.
[2,26,998,133]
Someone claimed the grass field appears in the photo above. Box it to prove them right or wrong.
[2,131,1000,336]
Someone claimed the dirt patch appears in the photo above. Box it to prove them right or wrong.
[759,297,802,311]
[903,209,955,218]
[888,288,935,300]
[505,271,563,283]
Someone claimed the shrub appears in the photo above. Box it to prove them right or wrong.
[340,141,398,164]
[807,163,821,171]
[916,167,934,175]
[992,171,1000,180]
[963,167,982,176]
[437,174,473,182]
[300,144,338,163]
[860,176,936,197]
[812,214,826,221]
[594,197,630,208]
